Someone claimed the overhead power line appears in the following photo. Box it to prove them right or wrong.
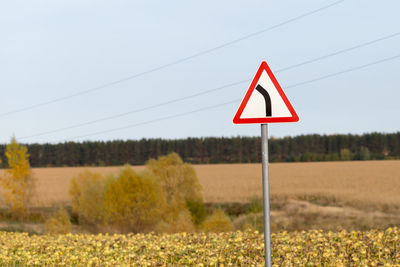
[285,54,400,89]
[69,100,240,140]
[275,31,400,73]
[0,0,345,118]
[65,53,400,141]
[18,79,250,140]
[19,31,400,140]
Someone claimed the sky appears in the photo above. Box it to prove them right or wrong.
[1,0,400,144]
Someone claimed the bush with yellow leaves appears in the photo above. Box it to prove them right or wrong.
[201,210,234,233]
[102,166,164,233]
[44,207,71,234]
[155,210,195,233]
[69,153,204,233]
[69,170,106,225]
[147,153,203,232]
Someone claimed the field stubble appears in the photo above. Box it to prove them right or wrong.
[1,160,400,231]
[1,160,396,206]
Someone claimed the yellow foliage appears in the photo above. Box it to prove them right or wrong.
[45,207,71,234]
[0,137,33,219]
[201,210,234,233]
[0,228,400,265]
[156,210,195,233]
[68,155,203,234]
[146,153,203,220]
[69,170,105,225]
[102,166,164,233]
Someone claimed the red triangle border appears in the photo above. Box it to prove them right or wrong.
[233,61,299,124]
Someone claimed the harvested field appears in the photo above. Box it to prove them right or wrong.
[1,160,400,231]
[0,160,399,209]
[197,160,400,209]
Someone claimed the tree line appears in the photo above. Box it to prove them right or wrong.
[0,132,399,168]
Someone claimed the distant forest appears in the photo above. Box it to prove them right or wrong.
[0,132,399,168]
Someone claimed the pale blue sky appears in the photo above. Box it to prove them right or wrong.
[1,0,399,144]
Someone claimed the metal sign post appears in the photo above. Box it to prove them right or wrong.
[233,61,299,267]
[261,124,272,267]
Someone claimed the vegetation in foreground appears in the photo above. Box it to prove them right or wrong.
[0,228,399,266]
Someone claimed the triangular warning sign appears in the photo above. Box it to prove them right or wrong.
[233,61,299,124]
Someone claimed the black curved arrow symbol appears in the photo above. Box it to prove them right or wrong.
[255,85,272,117]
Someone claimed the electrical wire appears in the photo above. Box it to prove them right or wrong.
[18,79,250,140]
[285,54,400,89]
[0,0,345,118]
[18,31,400,140]
[68,100,239,140]
[65,53,400,141]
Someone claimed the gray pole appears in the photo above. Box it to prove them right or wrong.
[261,124,272,267]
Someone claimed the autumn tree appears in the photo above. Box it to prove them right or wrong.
[146,153,203,230]
[69,170,106,225]
[70,166,165,233]
[147,153,202,203]
[102,166,164,233]
[0,137,34,219]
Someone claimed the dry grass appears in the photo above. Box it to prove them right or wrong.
[1,160,400,231]
[197,160,400,209]
[0,160,399,210]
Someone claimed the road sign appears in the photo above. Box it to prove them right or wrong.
[233,61,299,124]
[233,61,299,267]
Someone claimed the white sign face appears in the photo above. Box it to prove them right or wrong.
[233,61,299,124]
[240,70,292,119]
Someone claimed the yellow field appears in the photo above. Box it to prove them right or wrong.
[1,228,400,266]
[1,160,399,208]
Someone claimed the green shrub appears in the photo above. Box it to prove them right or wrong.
[205,203,247,217]
[246,196,263,214]
[201,210,234,233]
[186,200,207,226]
[44,207,71,234]
[340,148,352,161]
[360,146,371,160]
[102,166,164,233]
